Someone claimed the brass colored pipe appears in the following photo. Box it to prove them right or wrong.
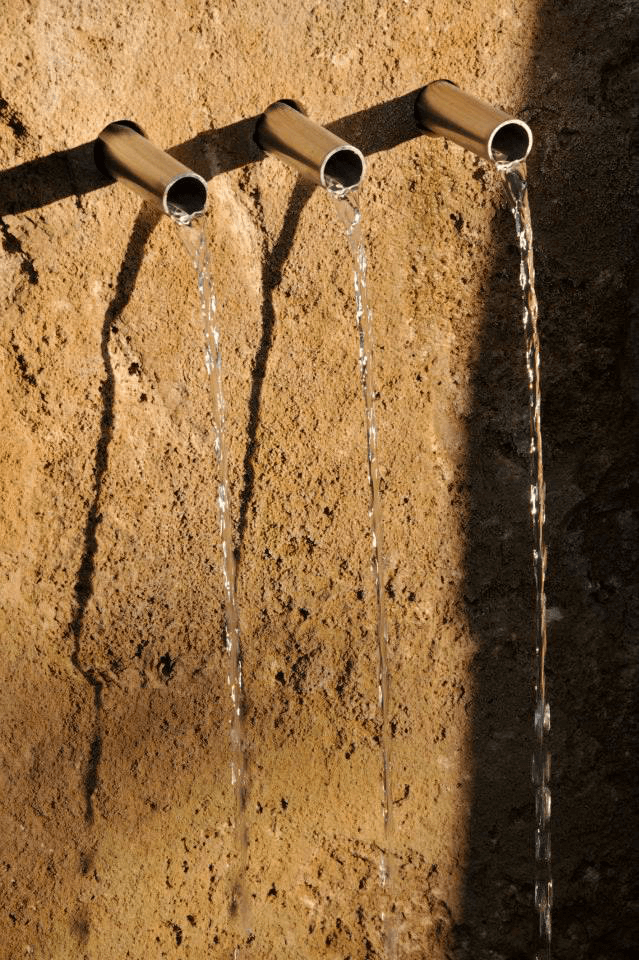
[94,121,208,217]
[415,81,532,164]
[255,101,365,190]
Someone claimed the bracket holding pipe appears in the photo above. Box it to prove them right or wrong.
[254,100,365,191]
[94,121,208,217]
[415,81,532,164]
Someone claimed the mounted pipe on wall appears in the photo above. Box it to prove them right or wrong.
[415,81,533,164]
[254,100,365,190]
[94,121,208,217]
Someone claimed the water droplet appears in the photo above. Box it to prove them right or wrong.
[536,786,551,824]
[532,755,541,784]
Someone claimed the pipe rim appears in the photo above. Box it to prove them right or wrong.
[320,144,366,191]
[162,172,209,218]
[488,118,533,164]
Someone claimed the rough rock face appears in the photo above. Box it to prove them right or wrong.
[0,1,637,958]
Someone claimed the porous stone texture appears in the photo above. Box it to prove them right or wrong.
[0,1,637,958]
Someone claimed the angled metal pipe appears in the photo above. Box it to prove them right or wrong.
[254,100,365,190]
[415,81,532,164]
[94,121,208,217]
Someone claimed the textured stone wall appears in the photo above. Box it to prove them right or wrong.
[0,1,637,958]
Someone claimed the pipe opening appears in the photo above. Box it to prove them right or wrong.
[165,175,208,217]
[322,147,365,190]
[489,121,532,164]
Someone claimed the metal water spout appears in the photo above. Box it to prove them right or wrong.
[94,121,208,217]
[255,100,365,190]
[415,81,532,164]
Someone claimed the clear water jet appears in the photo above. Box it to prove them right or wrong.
[417,86,550,956]
[500,160,552,960]
[169,207,251,955]
[329,179,397,960]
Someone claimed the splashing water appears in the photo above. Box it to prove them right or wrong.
[498,163,552,958]
[170,205,250,952]
[328,181,396,957]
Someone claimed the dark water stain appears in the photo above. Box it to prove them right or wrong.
[9,335,38,386]
[71,906,91,946]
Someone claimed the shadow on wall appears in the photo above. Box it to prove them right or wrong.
[67,206,161,826]
[235,178,314,562]
[0,92,422,217]
[457,2,639,958]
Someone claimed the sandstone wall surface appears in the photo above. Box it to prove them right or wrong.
[0,1,637,958]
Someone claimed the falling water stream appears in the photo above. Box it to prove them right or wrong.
[166,159,547,959]
[329,183,396,958]
[170,206,250,955]
[498,163,552,959]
